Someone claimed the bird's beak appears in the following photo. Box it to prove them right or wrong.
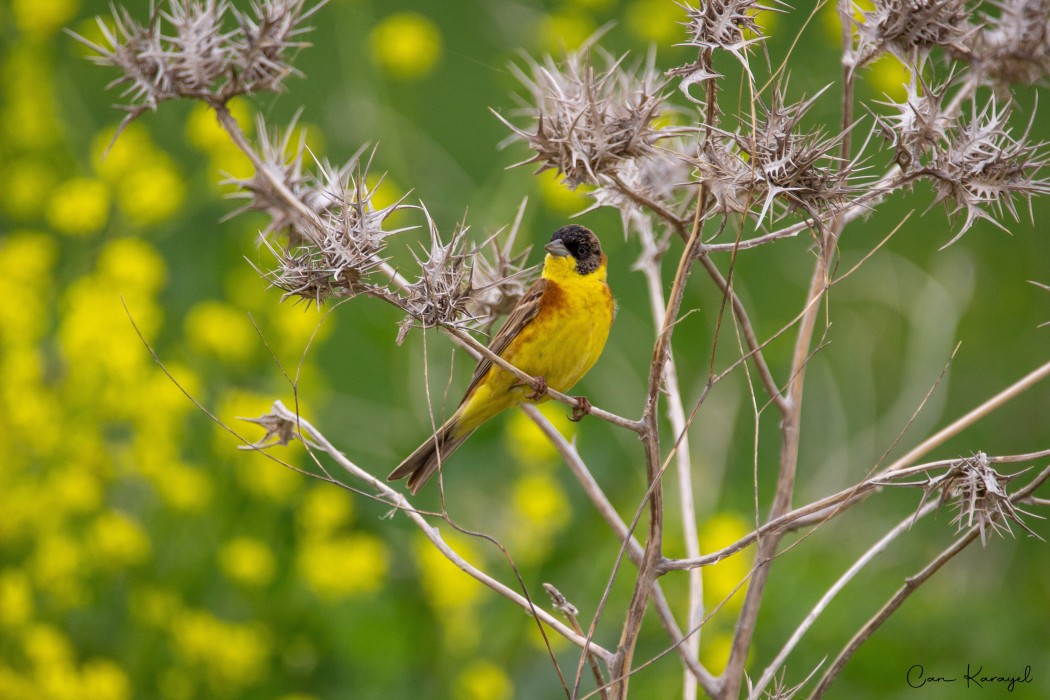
[544,240,571,257]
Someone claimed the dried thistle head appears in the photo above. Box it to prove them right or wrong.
[930,452,1042,545]
[873,72,954,170]
[670,0,788,89]
[960,0,1050,85]
[731,86,860,224]
[854,0,976,66]
[497,44,669,188]
[396,217,477,344]
[924,96,1050,243]
[693,136,761,216]
[466,224,535,328]
[71,0,321,119]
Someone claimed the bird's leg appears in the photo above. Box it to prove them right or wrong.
[570,396,591,422]
[525,375,548,401]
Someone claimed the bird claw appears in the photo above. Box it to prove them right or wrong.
[525,376,548,401]
[570,396,591,422]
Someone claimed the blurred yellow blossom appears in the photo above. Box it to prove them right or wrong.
[537,10,596,53]
[867,54,910,101]
[414,531,486,612]
[47,177,111,236]
[51,467,104,516]
[30,533,85,606]
[89,511,151,570]
[370,13,443,80]
[11,0,78,38]
[504,401,575,465]
[455,660,513,700]
[1,45,60,149]
[513,473,570,529]
[154,464,213,513]
[297,533,389,600]
[158,668,195,700]
[699,512,752,614]
[0,232,56,340]
[79,659,131,700]
[185,99,255,184]
[93,124,157,183]
[185,300,256,363]
[131,586,183,628]
[97,236,168,296]
[116,156,186,226]
[0,570,34,629]
[219,537,276,588]
[699,631,735,674]
[537,169,593,214]
[297,485,354,539]
[626,0,685,45]
[172,610,271,692]
[1,159,56,220]
[22,623,74,668]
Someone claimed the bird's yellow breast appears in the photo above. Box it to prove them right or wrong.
[457,253,614,431]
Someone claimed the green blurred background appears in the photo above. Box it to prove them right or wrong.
[1,0,1048,698]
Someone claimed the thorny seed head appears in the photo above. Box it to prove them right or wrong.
[728,87,861,225]
[958,0,1050,85]
[873,73,953,170]
[693,136,761,216]
[467,231,534,328]
[669,0,788,91]
[854,0,976,67]
[228,116,410,305]
[71,0,321,118]
[927,452,1042,545]
[497,45,670,188]
[397,218,478,344]
[925,96,1050,243]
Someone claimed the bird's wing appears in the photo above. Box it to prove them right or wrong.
[461,277,546,401]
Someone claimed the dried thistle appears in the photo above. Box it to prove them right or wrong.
[497,45,669,188]
[670,0,788,89]
[926,453,1043,545]
[960,0,1050,85]
[728,87,861,225]
[396,217,477,344]
[923,96,1050,243]
[873,73,954,170]
[853,0,976,67]
[466,220,535,328]
[71,0,322,122]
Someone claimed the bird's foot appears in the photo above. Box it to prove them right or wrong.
[570,396,592,422]
[525,375,548,401]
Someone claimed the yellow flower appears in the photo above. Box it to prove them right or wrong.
[536,10,596,53]
[455,660,514,700]
[297,485,354,539]
[536,169,593,214]
[154,464,213,513]
[97,237,169,296]
[626,0,685,45]
[699,631,735,674]
[504,401,575,465]
[89,511,151,570]
[867,54,911,101]
[0,232,56,341]
[116,156,186,226]
[22,623,74,668]
[413,531,485,611]
[171,610,271,691]
[185,99,255,185]
[512,473,570,529]
[30,534,85,606]
[0,570,34,629]
[699,512,753,614]
[184,300,256,363]
[219,537,276,588]
[369,12,443,79]
[297,534,389,600]
[11,0,78,38]
[79,659,131,700]
[130,586,183,628]
[47,177,111,236]
[1,159,56,221]
[92,124,157,183]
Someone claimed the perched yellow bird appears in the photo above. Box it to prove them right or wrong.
[388,224,614,493]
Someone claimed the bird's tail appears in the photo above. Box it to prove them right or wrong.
[387,417,473,494]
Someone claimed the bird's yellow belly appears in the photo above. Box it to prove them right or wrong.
[457,280,612,431]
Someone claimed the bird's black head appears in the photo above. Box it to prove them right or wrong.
[545,225,603,275]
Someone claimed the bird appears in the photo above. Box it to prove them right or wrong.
[388,224,614,493]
